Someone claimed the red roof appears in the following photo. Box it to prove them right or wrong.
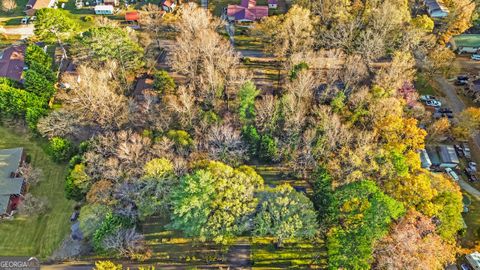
[227,4,268,21]
[125,11,139,21]
[163,0,174,7]
[0,45,25,82]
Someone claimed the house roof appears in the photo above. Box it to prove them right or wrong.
[438,145,459,164]
[0,45,25,82]
[425,0,449,14]
[227,3,268,21]
[452,34,480,48]
[125,11,139,21]
[241,0,256,8]
[26,0,54,10]
[0,148,24,180]
[466,252,480,270]
[268,0,277,4]
[0,178,23,195]
[163,0,175,7]
[0,195,10,215]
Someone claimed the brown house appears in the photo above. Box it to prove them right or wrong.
[0,45,26,82]
[25,0,57,16]
[0,148,27,218]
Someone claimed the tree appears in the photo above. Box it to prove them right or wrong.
[311,167,335,223]
[1,0,16,13]
[25,44,52,68]
[327,180,405,270]
[24,69,55,101]
[93,261,122,270]
[72,27,144,73]
[254,185,317,246]
[373,210,456,270]
[34,8,78,67]
[411,15,435,32]
[170,161,263,243]
[453,107,480,139]
[102,228,151,261]
[48,137,75,162]
[18,163,42,186]
[18,194,48,216]
[255,5,315,58]
[79,204,111,239]
[153,70,175,94]
[426,117,451,143]
[238,81,260,123]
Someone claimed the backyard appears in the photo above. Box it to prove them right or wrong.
[0,125,73,259]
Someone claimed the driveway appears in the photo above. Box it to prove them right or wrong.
[0,25,34,39]
[434,76,480,197]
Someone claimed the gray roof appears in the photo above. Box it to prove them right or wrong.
[425,0,449,13]
[426,146,441,165]
[0,195,10,215]
[438,145,459,164]
[0,148,24,215]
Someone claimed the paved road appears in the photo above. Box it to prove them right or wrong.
[0,25,34,39]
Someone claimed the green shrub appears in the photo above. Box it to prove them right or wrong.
[153,70,176,94]
[48,137,75,162]
[259,135,278,162]
[25,44,52,68]
[83,15,94,22]
[24,69,55,101]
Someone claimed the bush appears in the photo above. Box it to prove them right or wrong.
[48,137,75,162]
[25,44,52,68]
[24,69,55,101]
[258,135,278,162]
[83,15,94,22]
[153,70,175,94]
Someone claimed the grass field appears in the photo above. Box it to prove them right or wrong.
[252,237,327,269]
[0,126,74,259]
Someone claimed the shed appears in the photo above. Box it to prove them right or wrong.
[450,34,480,54]
[425,145,459,169]
[467,252,480,270]
[420,149,432,169]
[94,5,114,15]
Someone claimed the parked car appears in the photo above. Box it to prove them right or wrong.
[445,168,460,181]
[455,144,464,157]
[425,99,442,107]
[456,75,469,85]
[466,170,478,182]
[463,143,472,159]
[437,107,453,113]
[420,95,437,101]
[70,211,79,222]
[21,17,29,24]
[472,54,480,61]
[468,162,477,172]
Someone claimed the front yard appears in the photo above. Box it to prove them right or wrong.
[0,126,74,259]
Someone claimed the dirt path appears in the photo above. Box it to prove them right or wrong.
[0,25,34,39]
[227,239,252,270]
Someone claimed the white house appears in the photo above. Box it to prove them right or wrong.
[425,0,449,19]
[94,4,114,15]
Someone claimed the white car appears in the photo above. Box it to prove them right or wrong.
[420,95,436,101]
[472,54,480,61]
[468,162,477,172]
[425,99,442,107]
[445,168,460,181]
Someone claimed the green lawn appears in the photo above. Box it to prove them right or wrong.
[252,237,327,269]
[0,126,74,259]
[415,73,440,96]
[461,192,480,248]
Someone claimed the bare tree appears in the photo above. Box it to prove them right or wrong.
[18,194,48,216]
[1,0,16,13]
[102,227,149,259]
[200,121,247,165]
[18,163,43,187]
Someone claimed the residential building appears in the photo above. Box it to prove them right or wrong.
[227,0,269,22]
[0,148,26,218]
[125,11,140,22]
[103,0,119,6]
[94,5,114,15]
[162,0,176,13]
[25,0,57,16]
[0,45,26,82]
[425,145,460,169]
[466,252,480,270]
[450,34,480,54]
[424,0,449,19]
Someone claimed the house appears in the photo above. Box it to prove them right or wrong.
[450,34,480,54]
[268,0,277,9]
[466,252,480,270]
[425,145,459,169]
[162,0,176,13]
[25,0,57,16]
[227,0,269,22]
[424,0,449,19]
[0,45,26,82]
[0,148,27,218]
[125,11,140,22]
[420,149,432,169]
[94,4,114,15]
